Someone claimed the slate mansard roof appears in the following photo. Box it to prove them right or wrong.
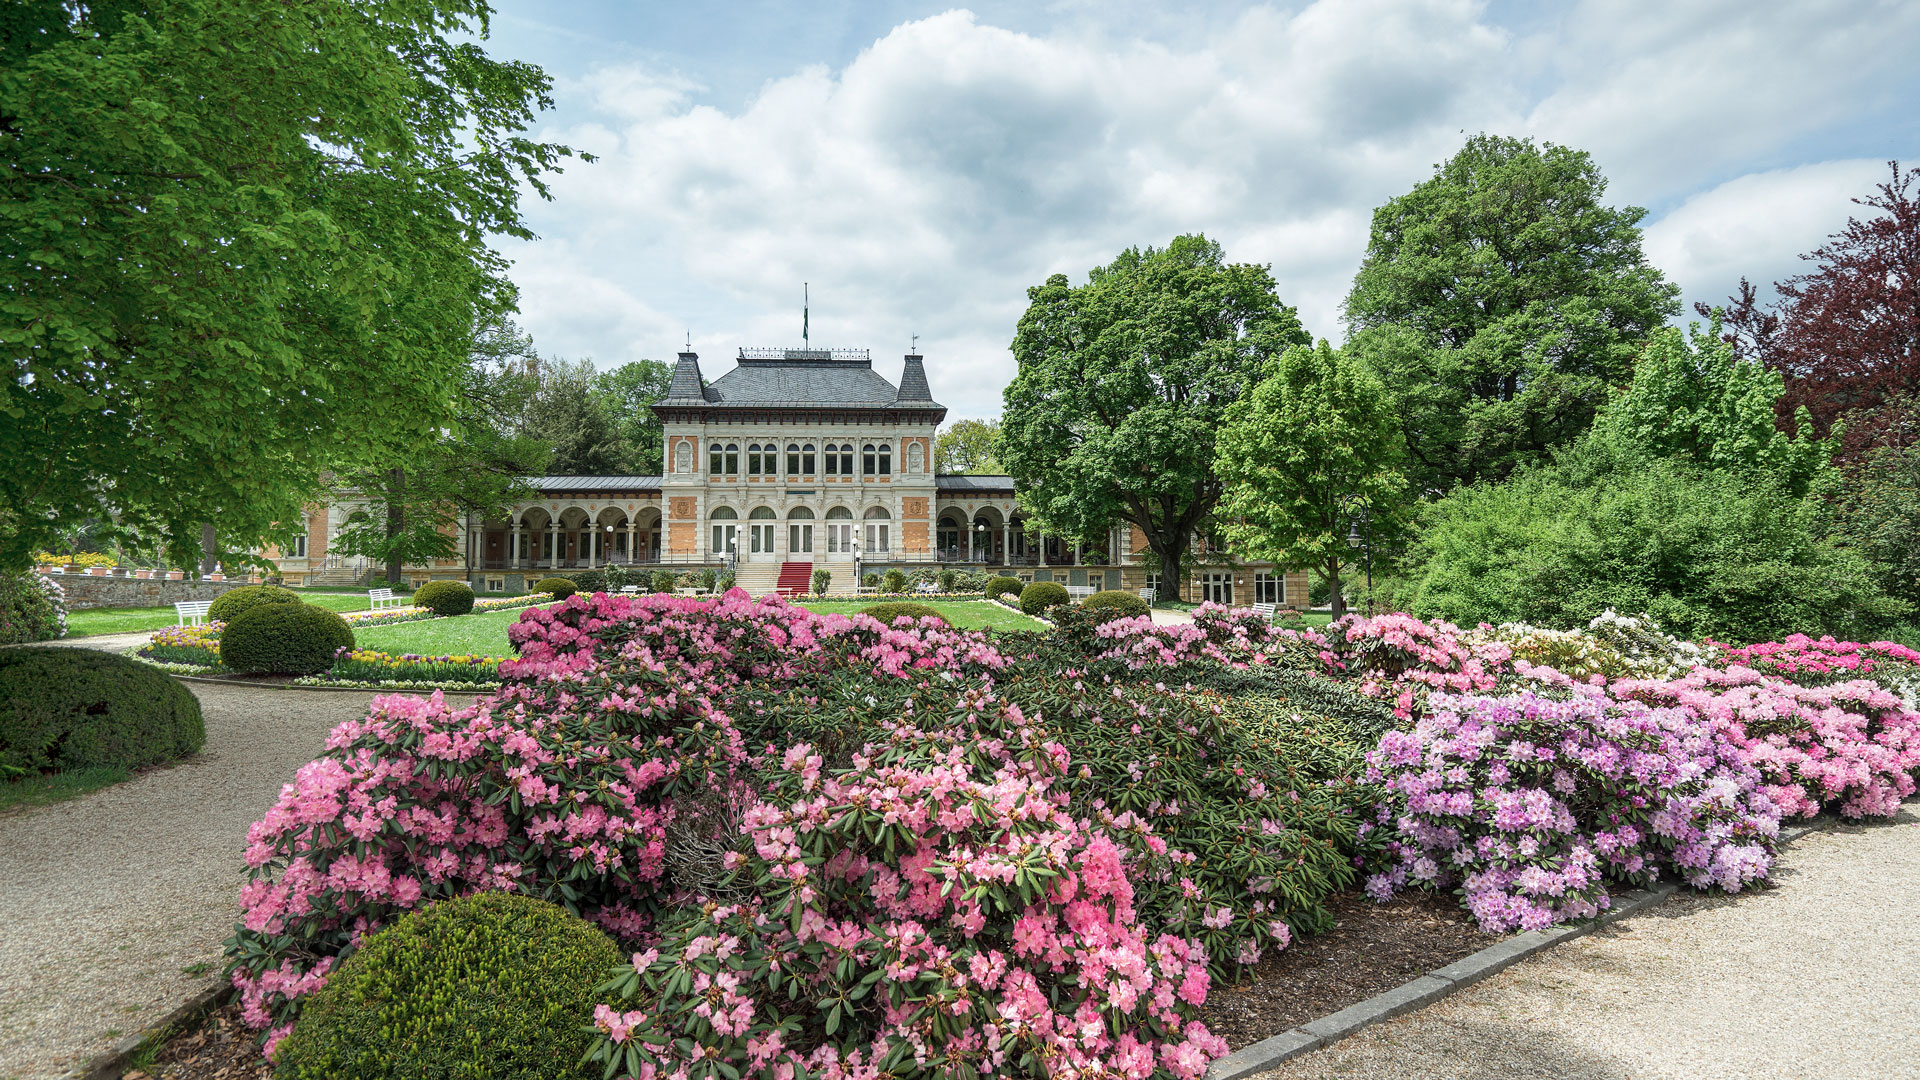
[656,348,942,415]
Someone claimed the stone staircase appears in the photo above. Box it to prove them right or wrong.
[775,562,814,598]
[730,563,782,596]
[308,566,372,588]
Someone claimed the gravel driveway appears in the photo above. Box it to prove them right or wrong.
[1248,810,1920,1080]
[0,680,382,1080]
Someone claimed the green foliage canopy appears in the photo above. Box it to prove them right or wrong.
[1001,235,1309,598]
[1587,316,1838,498]
[0,0,580,572]
[934,418,1003,474]
[1345,135,1679,493]
[1215,342,1408,617]
[1834,438,1920,610]
[593,360,673,474]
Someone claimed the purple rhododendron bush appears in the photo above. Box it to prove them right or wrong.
[225,592,1920,1071]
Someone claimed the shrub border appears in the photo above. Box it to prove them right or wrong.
[1204,814,1840,1080]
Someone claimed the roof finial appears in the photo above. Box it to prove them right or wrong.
[685,328,691,350]
[911,332,919,354]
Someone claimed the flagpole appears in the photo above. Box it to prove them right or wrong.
[803,282,809,348]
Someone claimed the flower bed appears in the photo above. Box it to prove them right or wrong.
[337,592,551,629]
[225,593,1920,1074]
[296,648,502,690]
[137,622,224,666]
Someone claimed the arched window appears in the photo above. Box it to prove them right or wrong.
[709,443,724,476]
[824,505,853,552]
[839,444,855,475]
[862,444,877,475]
[801,443,816,475]
[786,443,801,478]
[878,443,892,476]
[938,514,963,557]
[747,506,776,555]
[709,505,738,556]
[747,444,763,475]
[862,505,890,553]
[824,442,838,475]
[725,443,739,475]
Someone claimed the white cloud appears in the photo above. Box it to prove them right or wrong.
[504,1,1920,420]
[1641,158,1890,317]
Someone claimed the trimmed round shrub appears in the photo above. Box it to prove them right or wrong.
[206,584,300,625]
[412,580,474,617]
[273,892,617,1080]
[650,569,677,594]
[219,603,354,676]
[984,575,1023,603]
[0,646,204,775]
[936,568,958,591]
[1019,580,1070,616]
[811,567,832,595]
[535,576,577,600]
[862,572,880,588]
[882,568,907,593]
[1082,588,1151,622]
[859,601,946,626]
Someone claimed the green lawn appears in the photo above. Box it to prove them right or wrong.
[353,608,526,657]
[0,766,130,813]
[65,590,373,638]
[795,599,1047,632]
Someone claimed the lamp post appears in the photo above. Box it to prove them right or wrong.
[1342,496,1373,617]
[852,539,862,594]
[974,521,989,565]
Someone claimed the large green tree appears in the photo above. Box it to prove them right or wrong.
[1214,342,1408,617]
[522,358,625,475]
[1000,235,1310,597]
[934,418,1003,475]
[1833,432,1920,610]
[0,0,578,571]
[330,318,549,584]
[593,360,673,473]
[1345,134,1679,494]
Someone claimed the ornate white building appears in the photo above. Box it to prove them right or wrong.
[270,347,1306,605]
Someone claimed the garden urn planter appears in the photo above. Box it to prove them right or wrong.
[166,570,185,580]
[135,569,153,579]
[87,566,110,576]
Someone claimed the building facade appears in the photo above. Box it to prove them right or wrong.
[270,347,1307,606]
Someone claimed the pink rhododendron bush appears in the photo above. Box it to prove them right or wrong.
[1363,689,1779,932]
[228,591,1365,1077]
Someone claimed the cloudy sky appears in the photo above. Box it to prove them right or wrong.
[485,0,1920,420]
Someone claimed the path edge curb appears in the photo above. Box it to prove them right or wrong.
[1206,815,1837,1080]
[72,981,226,1080]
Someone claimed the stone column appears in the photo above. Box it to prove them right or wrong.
[628,521,639,564]
[548,524,559,569]
[587,527,597,569]
[1002,523,1010,567]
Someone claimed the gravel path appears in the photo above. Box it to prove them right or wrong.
[1249,810,1920,1080]
[0,681,381,1080]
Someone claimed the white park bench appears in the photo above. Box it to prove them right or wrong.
[855,585,879,597]
[914,581,940,594]
[1065,585,1097,602]
[368,587,405,610]
[1137,587,1156,604]
[174,600,213,627]
[1251,602,1278,622]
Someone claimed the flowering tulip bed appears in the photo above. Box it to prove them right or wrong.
[301,648,503,689]
[137,622,224,665]
[224,592,1920,1076]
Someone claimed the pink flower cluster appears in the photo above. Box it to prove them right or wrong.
[1364,689,1780,932]
[1322,613,1507,717]
[585,710,1227,1080]
[1722,634,1920,692]
[1614,666,1920,819]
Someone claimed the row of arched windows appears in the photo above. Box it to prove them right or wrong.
[708,442,894,477]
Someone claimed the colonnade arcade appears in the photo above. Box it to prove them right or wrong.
[471,503,665,570]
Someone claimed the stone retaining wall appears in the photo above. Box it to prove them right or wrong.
[51,574,252,610]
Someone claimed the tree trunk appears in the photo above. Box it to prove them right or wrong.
[1159,544,1183,603]
[1327,554,1346,619]
[198,522,218,578]
[384,466,405,585]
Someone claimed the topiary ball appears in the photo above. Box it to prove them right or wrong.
[859,601,947,626]
[412,580,475,617]
[207,584,301,625]
[273,892,619,1080]
[534,576,577,600]
[1081,589,1151,623]
[1019,581,1070,617]
[0,646,204,775]
[219,603,354,676]
[882,569,907,593]
[984,576,1023,603]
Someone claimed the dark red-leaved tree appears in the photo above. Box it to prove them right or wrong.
[1701,161,1920,457]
